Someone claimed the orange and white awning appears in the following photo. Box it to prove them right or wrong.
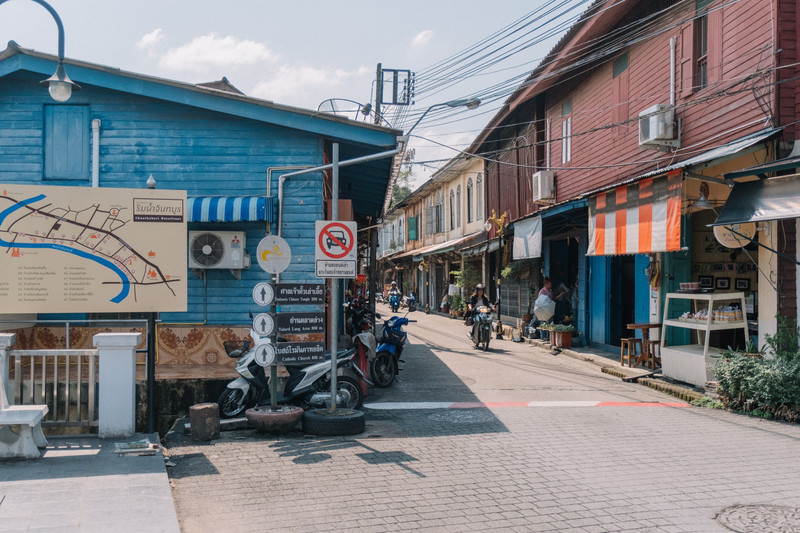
[587,170,682,256]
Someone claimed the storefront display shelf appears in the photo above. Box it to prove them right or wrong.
[660,292,748,389]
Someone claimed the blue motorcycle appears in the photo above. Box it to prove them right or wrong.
[371,312,413,387]
[388,291,401,313]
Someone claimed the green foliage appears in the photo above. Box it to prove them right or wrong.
[689,396,723,409]
[455,262,481,295]
[449,293,464,312]
[714,352,800,422]
[551,324,575,332]
[763,315,800,362]
[501,259,536,281]
[390,168,413,208]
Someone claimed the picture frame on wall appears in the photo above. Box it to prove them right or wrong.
[735,278,750,290]
[716,277,730,290]
[699,276,713,288]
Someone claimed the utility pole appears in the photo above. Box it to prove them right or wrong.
[374,63,382,126]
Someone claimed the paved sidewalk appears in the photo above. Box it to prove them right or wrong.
[0,433,179,533]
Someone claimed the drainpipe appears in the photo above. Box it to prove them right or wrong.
[670,36,677,106]
[91,119,101,187]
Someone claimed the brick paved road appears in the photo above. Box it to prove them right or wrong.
[166,308,800,532]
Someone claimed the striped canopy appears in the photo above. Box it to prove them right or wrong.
[587,171,682,256]
[187,196,277,223]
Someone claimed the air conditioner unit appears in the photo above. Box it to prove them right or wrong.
[638,104,678,149]
[531,170,555,203]
[188,231,247,269]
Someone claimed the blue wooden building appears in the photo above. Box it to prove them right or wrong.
[0,42,400,365]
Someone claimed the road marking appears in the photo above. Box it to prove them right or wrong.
[363,401,690,410]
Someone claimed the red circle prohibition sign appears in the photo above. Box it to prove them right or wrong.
[318,222,354,259]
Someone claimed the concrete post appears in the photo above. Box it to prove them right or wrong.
[0,333,16,409]
[93,332,141,437]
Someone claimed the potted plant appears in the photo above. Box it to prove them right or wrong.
[551,324,576,348]
[450,293,464,317]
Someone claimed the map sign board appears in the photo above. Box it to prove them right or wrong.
[276,341,326,365]
[275,283,325,305]
[276,312,325,335]
[0,184,187,313]
[315,220,357,278]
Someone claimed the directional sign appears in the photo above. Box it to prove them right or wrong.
[252,313,275,336]
[253,343,277,367]
[276,312,325,335]
[275,283,325,305]
[256,235,291,274]
[252,282,274,307]
[276,342,326,365]
[315,220,357,278]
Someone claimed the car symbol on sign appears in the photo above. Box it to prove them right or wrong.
[326,230,348,250]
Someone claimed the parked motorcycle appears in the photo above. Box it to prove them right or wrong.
[474,305,493,351]
[404,292,417,312]
[346,296,374,337]
[370,309,415,387]
[218,330,368,418]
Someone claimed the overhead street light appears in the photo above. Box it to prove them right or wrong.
[406,97,481,135]
[1,0,80,102]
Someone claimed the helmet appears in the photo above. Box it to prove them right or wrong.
[476,283,485,290]
[391,281,397,286]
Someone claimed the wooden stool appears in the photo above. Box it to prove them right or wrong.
[647,340,661,368]
[620,338,642,367]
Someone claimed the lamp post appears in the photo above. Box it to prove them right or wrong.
[0,0,80,102]
[484,209,508,339]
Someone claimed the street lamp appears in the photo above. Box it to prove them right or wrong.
[484,209,508,339]
[1,0,80,102]
[406,97,481,135]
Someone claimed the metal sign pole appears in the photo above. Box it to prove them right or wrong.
[330,143,339,410]
[270,272,278,411]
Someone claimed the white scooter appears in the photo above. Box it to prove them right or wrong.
[218,329,367,418]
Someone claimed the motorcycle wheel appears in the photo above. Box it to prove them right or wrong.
[336,376,365,410]
[370,351,397,388]
[218,388,252,418]
[481,327,490,352]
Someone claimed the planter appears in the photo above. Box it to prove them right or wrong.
[553,331,572,348]
[452,310,464,317]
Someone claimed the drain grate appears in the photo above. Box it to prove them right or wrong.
[428,410,497,424]
[717,504,800,532]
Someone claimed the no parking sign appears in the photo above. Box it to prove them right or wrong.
[314,220,357,278]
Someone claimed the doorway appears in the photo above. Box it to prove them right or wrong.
[609,255,637,346]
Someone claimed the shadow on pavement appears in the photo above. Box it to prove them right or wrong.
[167,451,221,479]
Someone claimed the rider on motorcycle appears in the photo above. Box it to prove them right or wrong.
[388,281,402,308]
[467,283,495,345]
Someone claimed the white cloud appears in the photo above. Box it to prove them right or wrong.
[251,65,369,106]
[411,30,434,47]
[158,33,279,72]
[136,28,164,54]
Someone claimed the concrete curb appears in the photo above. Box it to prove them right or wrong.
[522,336,705,403]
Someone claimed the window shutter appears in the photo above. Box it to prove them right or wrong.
[425,206,432,235]
[612,69,629,132]
[408,216,418,241]
[707,7,723,84]
[45,105,90,180]
[679,23,694,97]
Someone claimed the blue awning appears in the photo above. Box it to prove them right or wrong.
[188,196,277,223]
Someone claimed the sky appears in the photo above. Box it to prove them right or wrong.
[0,0,583,188]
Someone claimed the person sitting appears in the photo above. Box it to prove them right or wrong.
[466,283,495,345]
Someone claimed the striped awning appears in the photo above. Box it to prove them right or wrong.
[188,196,277,223]
[587,170,682,256]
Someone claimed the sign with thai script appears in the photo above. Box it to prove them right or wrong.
[276,342,326,364]
[276,312,325,335]
[275,283,325,305]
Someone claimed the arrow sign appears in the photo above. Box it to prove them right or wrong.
[252,313,274,336]
[252,282,274,307]
[254,343,277,367]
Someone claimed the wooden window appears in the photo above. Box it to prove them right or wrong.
[467,178,474,223]
[681,2,722,96]
[476,174,483,221]
[449,190,455,230]
[44,105,90,180]
[456,185,462,228]
[612,53,630,132]
[408,216,418,241]
[561,100,572,164]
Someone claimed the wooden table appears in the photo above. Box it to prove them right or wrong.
[626,323,662,369]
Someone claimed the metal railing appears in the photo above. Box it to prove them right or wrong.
[9,349,98,430]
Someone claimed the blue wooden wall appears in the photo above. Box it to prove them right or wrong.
[1,71,325,325]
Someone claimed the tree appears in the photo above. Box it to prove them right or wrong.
[390,168,413,208]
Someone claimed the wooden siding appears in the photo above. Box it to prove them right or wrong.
[778,219,797,319]
[1,73,325,326]
[777,0,798,139]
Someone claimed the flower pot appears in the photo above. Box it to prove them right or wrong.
[553,331,572,348]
